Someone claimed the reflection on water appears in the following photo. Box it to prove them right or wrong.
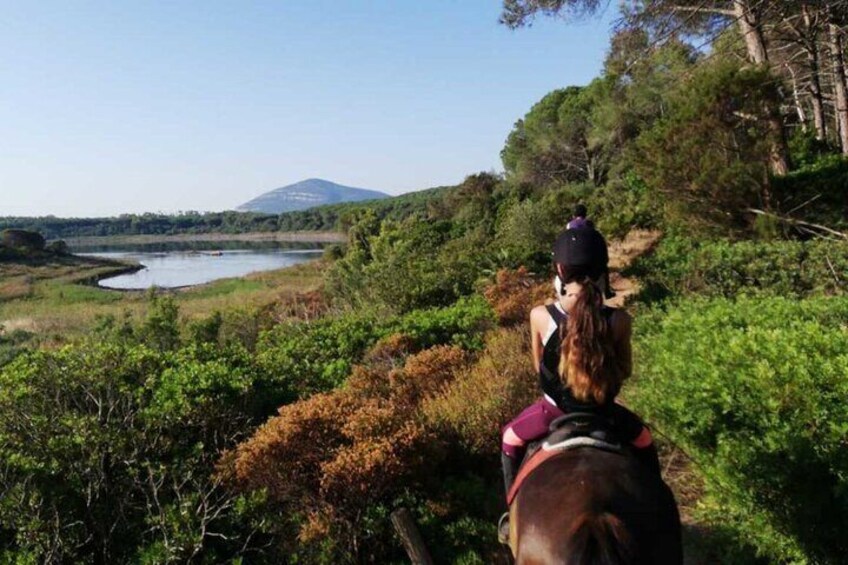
[76,241,326,290]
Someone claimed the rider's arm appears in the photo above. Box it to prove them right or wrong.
[529,305,549,373]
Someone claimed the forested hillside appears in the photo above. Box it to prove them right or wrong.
[2,1,848,563]
[0,186,450,239]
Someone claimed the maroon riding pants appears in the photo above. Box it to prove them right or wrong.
[501,398,564,459]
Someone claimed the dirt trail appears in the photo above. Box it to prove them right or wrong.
[604,229,662,308]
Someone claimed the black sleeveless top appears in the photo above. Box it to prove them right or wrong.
[539,304,643,443]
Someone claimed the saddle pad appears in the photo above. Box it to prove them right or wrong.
[542,435,622,453]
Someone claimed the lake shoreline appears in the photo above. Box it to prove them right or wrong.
[1,252,325,342]
[79,256,145,288]
[81,243,324,291]
[63,231,346,247]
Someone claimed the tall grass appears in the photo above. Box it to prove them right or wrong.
[0,258,325,344]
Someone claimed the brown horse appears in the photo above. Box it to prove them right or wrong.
[508,448,682,564]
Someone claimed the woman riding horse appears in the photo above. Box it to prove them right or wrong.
[499,228,681,563]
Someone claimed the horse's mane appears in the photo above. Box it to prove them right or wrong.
[564,511,636,565]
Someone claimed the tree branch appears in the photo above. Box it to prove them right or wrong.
[746,208,848,240]
[667,4,735,17]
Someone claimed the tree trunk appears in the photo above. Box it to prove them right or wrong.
[802,4,828,140]
[733,0,791,175]
[787,64,809,132]
[828,23,848,154]
[391,508,434,565]
[808,54,828,140]
[733,0,769,64]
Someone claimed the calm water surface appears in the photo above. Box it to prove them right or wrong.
[76,241,325,290]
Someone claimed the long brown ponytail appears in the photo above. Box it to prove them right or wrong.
[558,275,625,405]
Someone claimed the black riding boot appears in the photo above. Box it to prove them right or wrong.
[499,452,520,545]
[501,452,519,498]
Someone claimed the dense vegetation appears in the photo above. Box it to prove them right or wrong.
[0,293,501,562]
[633,296,848,564]
[632,235,848,302]
[3,1,848,563]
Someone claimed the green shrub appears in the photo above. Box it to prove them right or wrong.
[0,244,23,261]
[365,220,480,312]
[0,329,32,368]
[256,297,495,400]
[418,477,503,564]
[391,296,495,351]
[323,243,345,261]
[44,240,68,255]
[772,155,848,230]
[187,310,224,345]
[632,296,848,563]
[329,218,492,313]
[256,311,383,399]
[494,198,562,270]
[145,343,262,430]
[633,236,848,302]
[0,341,270,562]
[138,292,181,351]
[787,130,839,169]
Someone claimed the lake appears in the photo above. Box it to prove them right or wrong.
[75,241,326,290]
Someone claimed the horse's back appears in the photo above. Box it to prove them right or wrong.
[513,449,681,565]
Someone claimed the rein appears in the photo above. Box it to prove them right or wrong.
[645,420,737,500]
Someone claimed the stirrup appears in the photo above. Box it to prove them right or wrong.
[497,512,510,545]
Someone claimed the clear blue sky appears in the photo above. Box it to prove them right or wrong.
[0,1,617,217]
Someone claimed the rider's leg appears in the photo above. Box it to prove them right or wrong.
[498,400,564,545]
[501,450,520,499]
[498,399,562,544]
[501,428,525,498]
[498,435,524,545]
[500,399,564,499]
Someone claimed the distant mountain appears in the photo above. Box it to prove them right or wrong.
[236,179,390,214]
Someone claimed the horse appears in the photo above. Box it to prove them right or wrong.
[507,447,683,564]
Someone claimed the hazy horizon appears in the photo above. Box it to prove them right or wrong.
[1,1,617,217]
[2,177,430,219]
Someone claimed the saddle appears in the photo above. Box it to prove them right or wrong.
[506,412,623,506]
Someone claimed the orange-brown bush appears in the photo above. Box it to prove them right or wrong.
[227,313,545,561]
[483,267,551,326]
[387,345,467,407]
[424,328,538,455]
[345,364,393,398]
[232,391,359,502]
[228,345,470,553]
[320,422,435,507]
[361,332,416,366]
